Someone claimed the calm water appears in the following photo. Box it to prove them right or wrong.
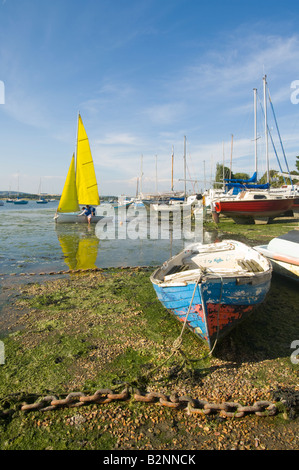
[0,199,209,331]
[0,200,206,277]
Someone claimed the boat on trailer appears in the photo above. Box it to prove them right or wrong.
[150,240,272,350]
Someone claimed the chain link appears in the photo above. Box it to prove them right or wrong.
[16,387,277,418]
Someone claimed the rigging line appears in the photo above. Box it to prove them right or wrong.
[257,93,286,183]
[175,273,203,346]
[205,271,223,355]
[268,89,294,188]
[136,274,204,382]
[186,271,224,362]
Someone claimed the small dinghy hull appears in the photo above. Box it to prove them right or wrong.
[150,240,272,349]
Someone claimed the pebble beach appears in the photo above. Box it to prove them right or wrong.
[0,215,298,451]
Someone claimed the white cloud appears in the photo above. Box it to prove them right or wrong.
[143,102,186,125]
[95,133,140,146]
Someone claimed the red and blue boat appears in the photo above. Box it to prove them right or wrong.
[214,190,296,224]
[150,240,272,350]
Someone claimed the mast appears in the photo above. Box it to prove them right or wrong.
[229,134,233,179]
[253,88,258,176]
[222,141,225,191]
[171,146,174,191]
[155,154,158,193]
[140,154,143,194]
[183,136,186,198]
[263,75,270,185]
[75,111,80,172]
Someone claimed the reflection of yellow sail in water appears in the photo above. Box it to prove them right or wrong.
[56,226,100,270]
[75,237,99,269]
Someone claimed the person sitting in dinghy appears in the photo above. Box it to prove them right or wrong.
[78,205,92,224]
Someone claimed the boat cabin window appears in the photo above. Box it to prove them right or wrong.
[253,194,267,199]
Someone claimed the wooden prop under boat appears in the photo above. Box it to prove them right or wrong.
[150,240,272,350]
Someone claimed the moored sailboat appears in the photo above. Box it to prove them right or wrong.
[213,77,296,224]
[13,198,28,205]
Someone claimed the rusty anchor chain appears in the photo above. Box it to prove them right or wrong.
[18,387,277,418]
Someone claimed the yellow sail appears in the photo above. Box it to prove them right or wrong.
[57,154,80,213]
[76,114,100,206]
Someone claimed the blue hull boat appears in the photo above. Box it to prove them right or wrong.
[150,240,272,349]
[13,199,28,205]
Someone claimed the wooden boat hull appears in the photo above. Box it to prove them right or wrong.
[150,240,272,349]
[54,213,113,224]
[215,198,295,223]
[254,230,299,282]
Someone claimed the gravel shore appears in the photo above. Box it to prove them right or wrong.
[0,261,298,450]
[1,219,299,450]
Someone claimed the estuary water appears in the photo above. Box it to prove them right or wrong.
[0,200,205,278]
[0,199,208,332]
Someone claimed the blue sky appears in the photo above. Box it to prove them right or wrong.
[1,0,299,196]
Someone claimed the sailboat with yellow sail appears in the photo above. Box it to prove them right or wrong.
[54,114,112,224]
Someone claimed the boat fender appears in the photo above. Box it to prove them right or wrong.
[215,202,221,213]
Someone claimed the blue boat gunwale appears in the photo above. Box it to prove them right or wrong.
[150,240,272,288]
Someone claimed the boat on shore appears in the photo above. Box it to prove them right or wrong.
[214,190,295,224]
[150,240,272,349]
[254,230,299,282]
[54,114,112,225]
[213,77,297,224]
